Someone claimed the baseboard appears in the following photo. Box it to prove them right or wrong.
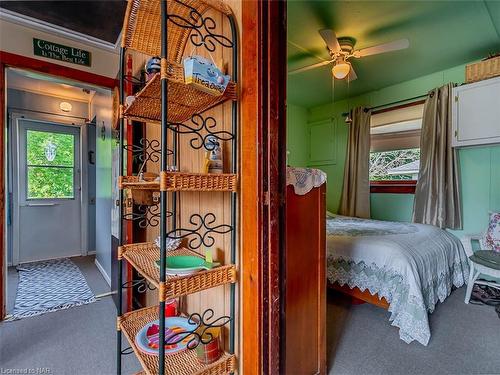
[94,258,111,287]
[87,250,96,256]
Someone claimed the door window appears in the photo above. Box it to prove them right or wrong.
[26,129,75,199]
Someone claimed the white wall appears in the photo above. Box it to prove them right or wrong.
[90,90,113,285]
[0,17,119,78]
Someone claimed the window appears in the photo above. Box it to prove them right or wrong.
[26,130,75,199]
[369,102,423,193]
[370,148,420,181]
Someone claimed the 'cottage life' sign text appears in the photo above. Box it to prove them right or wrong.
[33,38,91,67]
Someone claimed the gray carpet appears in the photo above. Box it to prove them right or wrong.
[1,256,141,375]
[327,287,500,375]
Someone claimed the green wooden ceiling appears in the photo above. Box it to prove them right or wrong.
[287,0,500,108]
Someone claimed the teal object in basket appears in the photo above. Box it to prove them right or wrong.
[155,255,220,275]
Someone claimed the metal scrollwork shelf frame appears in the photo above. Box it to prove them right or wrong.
[168,114,234,152]
[121,278,156,293]
[123,138,171,165]
[123,204,170,228]
[164,309,231,350]
[166,213,233,250]
[168,0,234,53]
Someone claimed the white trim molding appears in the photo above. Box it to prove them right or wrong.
[94,258,111,287]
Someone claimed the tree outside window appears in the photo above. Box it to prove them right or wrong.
[26,130,75,199]
[369,148,420,181]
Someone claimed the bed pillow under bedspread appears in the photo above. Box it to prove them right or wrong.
[326,215,469,346]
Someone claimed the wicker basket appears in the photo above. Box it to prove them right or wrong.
[466,56,500,83]
[122,0,233,60]
[160,172,237,192]
[119,306,236,375]
[123,72,237,124]
[119,175,160,205]
[119,242,237,299]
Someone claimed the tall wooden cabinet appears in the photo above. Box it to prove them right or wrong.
[284,182,326,375]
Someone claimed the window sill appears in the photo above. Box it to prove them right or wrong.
[370,180,416,194]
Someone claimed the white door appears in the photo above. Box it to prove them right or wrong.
[13,118,82,264]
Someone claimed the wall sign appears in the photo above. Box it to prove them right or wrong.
[33,38,91,67]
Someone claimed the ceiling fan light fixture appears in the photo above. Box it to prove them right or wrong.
[332,60,351,80]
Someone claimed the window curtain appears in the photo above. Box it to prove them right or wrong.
[339,107,372,218]
[413,83,462,229]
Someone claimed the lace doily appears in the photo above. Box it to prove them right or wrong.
[286,167,327,195]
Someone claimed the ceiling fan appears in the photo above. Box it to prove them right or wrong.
[289,29,410,81]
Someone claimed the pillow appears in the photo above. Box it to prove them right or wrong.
[482,212,500,252]
[154,236,182,252]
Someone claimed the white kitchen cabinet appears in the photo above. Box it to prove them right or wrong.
[452,76,500,147]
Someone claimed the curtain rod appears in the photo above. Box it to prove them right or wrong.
[341,93,428,117]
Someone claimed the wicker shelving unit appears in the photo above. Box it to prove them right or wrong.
[116,1,239,374]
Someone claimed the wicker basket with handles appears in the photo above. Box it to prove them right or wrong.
[466,56,500,83]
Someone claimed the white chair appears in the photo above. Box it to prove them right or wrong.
[461,233,500,304]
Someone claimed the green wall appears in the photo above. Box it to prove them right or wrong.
[286,103,309,167]
[301,61,500,236]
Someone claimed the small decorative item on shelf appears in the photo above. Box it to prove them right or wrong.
[204,136,223,174]
[183,55,230,96]
[135,317,197,355]
[128,172,159,205]
[155,255,220,276]
[165,298,178,317]
[124,190,133,214]
[139,171,159,182]
[195,326,222,365]
[154,236,181,252]
[145,56,161,82]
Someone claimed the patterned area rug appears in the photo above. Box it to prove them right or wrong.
[7,258,96,321]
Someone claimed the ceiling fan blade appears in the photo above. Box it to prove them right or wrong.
[354,38,409,58]
[319,29,341,52]
[348,64,357,81]
[288,60,333,75]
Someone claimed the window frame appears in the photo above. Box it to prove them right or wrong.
[369,100,424,194]
[370,179,417,194]
[25,129,76,200]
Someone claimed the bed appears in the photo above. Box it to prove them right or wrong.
[326,214,470,346]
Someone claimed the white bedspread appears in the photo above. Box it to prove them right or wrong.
[326,215,469,346]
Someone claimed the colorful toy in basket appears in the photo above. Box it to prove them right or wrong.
[183,55,230,96]
[135,317,197,355]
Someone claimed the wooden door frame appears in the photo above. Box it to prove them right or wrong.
[0,51,117,320]
[241,0,287,373]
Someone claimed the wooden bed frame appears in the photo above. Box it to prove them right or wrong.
[329,281,390,310]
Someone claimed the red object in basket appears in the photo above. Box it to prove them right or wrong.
[165,299,178,317]
[195,337,222,364]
